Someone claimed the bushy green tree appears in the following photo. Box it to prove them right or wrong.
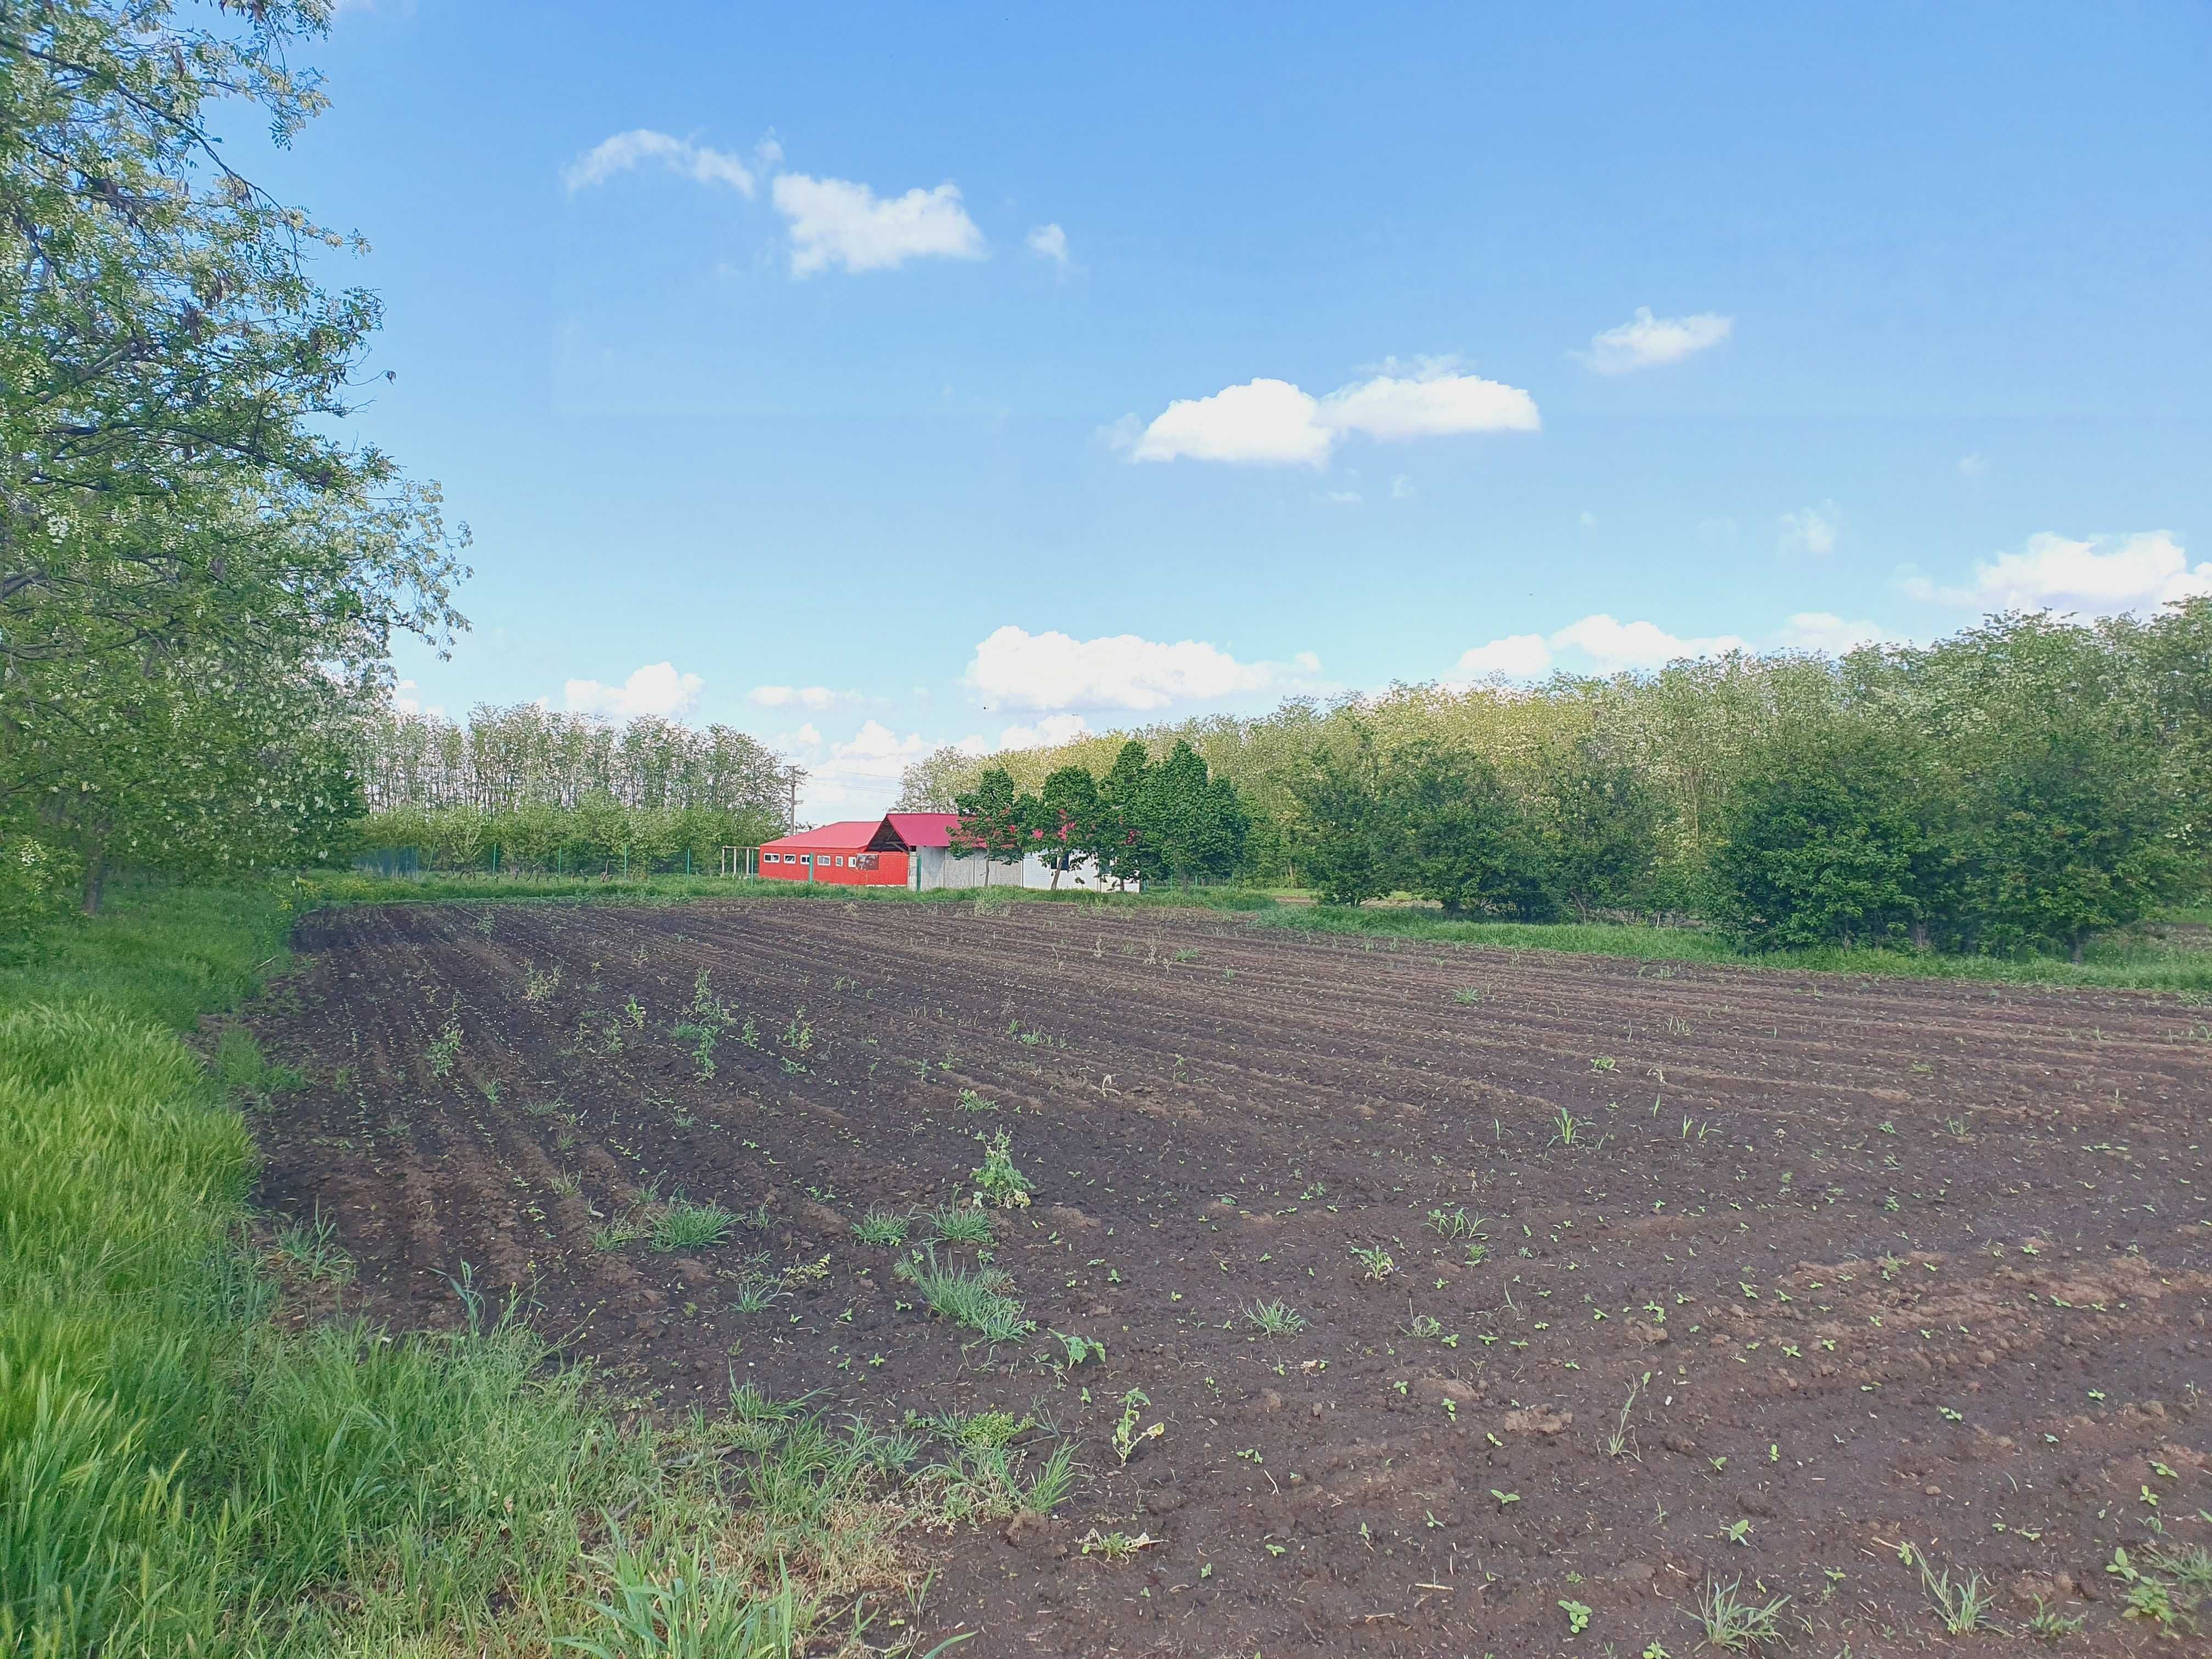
[1141,740,1247,884]
[1708,720,1936,950]
[1289,726,1395,905]
[1028,765,1099,888]
[1388,742,1551,919]
[950,768,1027,866]
[1531,743,1667,920]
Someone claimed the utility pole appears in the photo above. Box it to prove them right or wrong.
[786,764,805,834]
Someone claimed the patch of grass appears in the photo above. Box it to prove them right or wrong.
[650,1197,736,1252]
[928,1205,996,1245]
[853,1208,910,1247]
[893,1245,1034,1342]
[1691,1576,1791,1651]
[0,878,933,1656]
[1242,1299,1309,1335]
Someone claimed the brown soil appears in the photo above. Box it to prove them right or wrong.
[243,898,2212,1657]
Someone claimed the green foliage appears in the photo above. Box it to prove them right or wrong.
[0,1,468,911]
[1708,717,1935,950]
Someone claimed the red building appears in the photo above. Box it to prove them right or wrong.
[753,812,962,888]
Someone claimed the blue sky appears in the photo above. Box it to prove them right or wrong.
[286,2,2210,817]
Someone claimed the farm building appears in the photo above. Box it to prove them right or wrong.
[749,812,1132,891]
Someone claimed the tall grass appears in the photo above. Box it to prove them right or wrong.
[0,878,912,1656]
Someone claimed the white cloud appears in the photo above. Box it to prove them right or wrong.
[1579,510,1598,529]
[1905,530,2211,616]
[1318,489,1362,505]
[563,662,705,719]
[1575,307,1733,374]
[772,718,940,821]
[563,129,758,196]
[1774,612,1888,654]
[1126,360,1538,467]
[1957,453,1987,480]
[996,713,1091,751]
[1025,223,1071,270]
[1130,378,1334,466]
[1551,614,1748,672]
[770,173,985,275]
[1778,501,1842,557]
[1453,615,1750,682]
[966,624,1293,712]
[1391,475,1415,499]
[749,685,861,711]
[1453,634,1554,679]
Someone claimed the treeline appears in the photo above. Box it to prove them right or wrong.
[910,605,2212,957]
[358,704,794,814]
[357,799,781,875]
[952,740,1248,885]
[350,705,796,874]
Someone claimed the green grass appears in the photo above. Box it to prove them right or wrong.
[1248,902,2212,992]
[0,878,921,1656]
[650,1196,736,1252]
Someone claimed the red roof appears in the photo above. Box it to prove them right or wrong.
[881,811,962,849]
[759,811,966,854]
[760,820,885,851]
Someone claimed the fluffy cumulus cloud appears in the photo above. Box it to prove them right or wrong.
[1125,359,1538,467]
[1025,222,1071,269]
[562,129,759,196]
[770,174,985,275]
[1778,501,1842,557]
[966,624,1295,712]
[563,662,704,719]
[1453,616,1751,681]
[1906,531,2210,617]
[1575,307,1733,374]
[748,685,861,711]
[775,719,937,820]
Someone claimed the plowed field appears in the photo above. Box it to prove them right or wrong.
[245,898,2212,1657]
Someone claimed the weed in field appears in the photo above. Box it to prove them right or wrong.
[1425,1206,1483,1240]
[727,1266,787,1313]
[1242,1299,1308,1335]
[1452,986,1482,1005]
[780,1008,813,1052]
[893,1245,1034,1342]
[1080,1528,1158,1561]
[970,1129,1034,1208]
[1404,1312,1444,1341]
[273,1207,353,1283]
[1692,1578,1791,1650]
[1606,1375,1644,1458]
[651,1198,735,1252]
[1918,1558,1995,1634]
[1049,1330,1106,1369]
[522,962,563,1005]
[1558,1598,1592,1634]
[562,1535,804,1659]
[956,1087,998,1111]
[2024,1600,2086,1641]
[591,1213,651,1251]
[1550,1105,1583,1146]
[1349,1244,1396,1282]
[1113,1389,1164,1464]
[670,1020,718,1080]
[853,1209,910,1247]
[928,1205,995,1246]
[426,1014,463,1077]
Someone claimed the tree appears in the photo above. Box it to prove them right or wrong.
[1532,743,1667,920]
[1141,740,1246,884]
[951,768,1027,867]
[1084,741,1155,884]
[1707,720,1935,951]
[1028,765,1099,888]
[1386,742,1549,919]
[1,2,469,907]
[1288,724,1396,905]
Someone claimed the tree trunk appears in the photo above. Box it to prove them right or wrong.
[80,846,106,916]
